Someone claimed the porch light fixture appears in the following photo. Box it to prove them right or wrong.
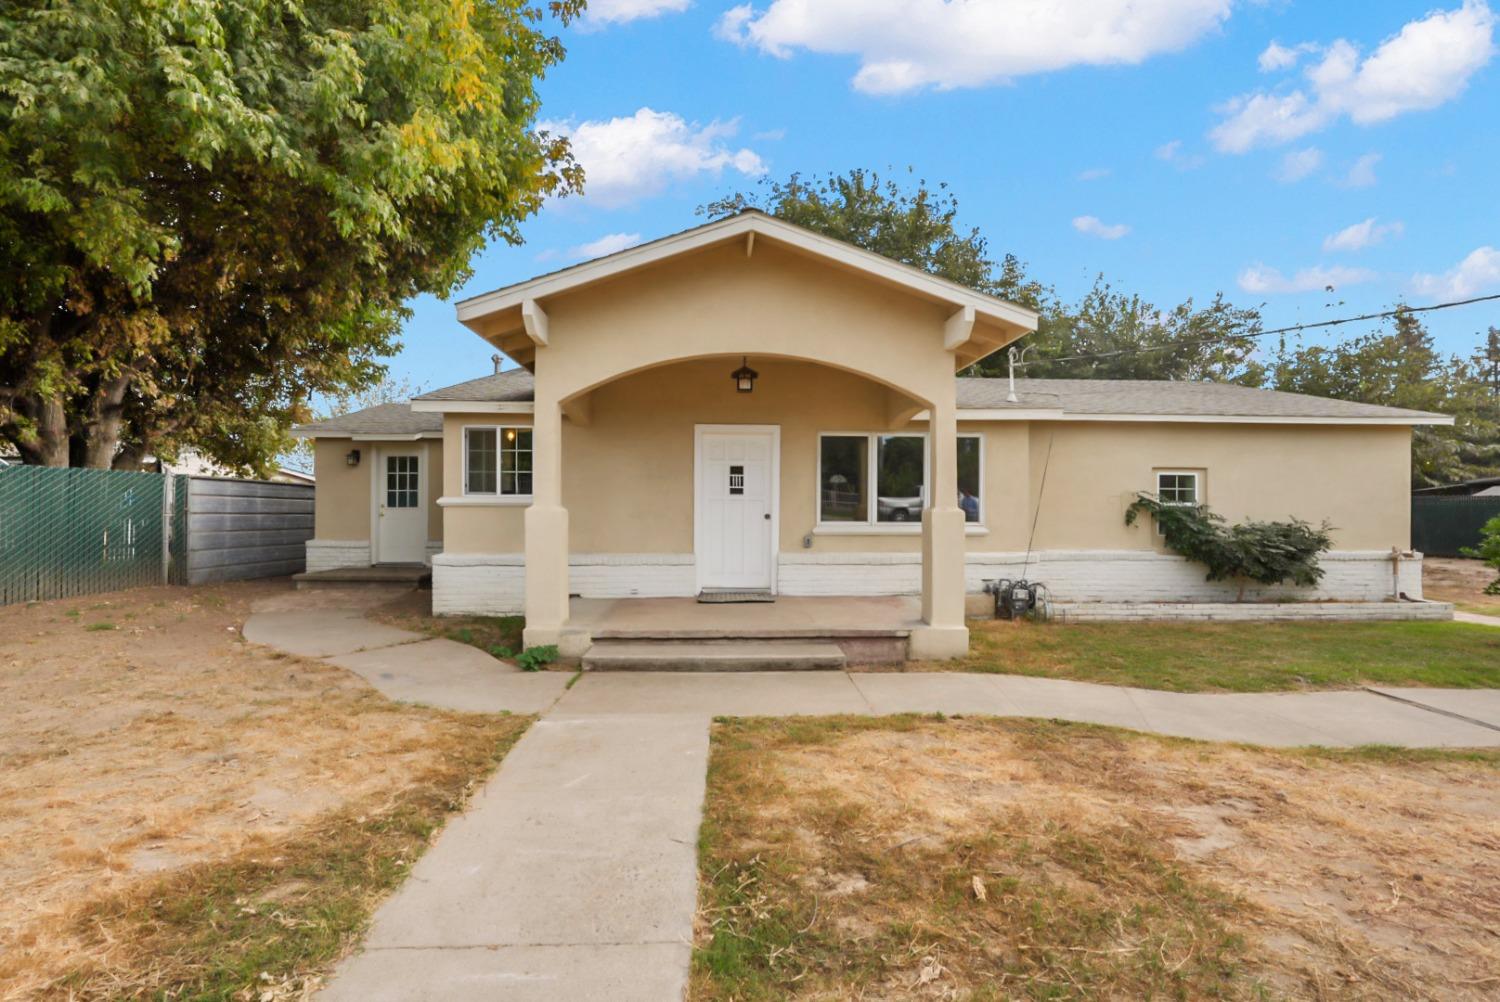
[731,356,759,393]
[345,449,361,467]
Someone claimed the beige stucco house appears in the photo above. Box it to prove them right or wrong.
[294,211,1451,658]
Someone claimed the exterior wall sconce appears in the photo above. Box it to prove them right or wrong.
[345,449,361,467]
[731,356,759,393]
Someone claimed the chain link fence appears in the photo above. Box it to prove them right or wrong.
[0,466,314,606]
[1411,495,1500,558]
[0,465,172,604]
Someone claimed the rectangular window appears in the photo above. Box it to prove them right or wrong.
[1156,471,1200,505]
[958,436,982,523]
[386,455,419,508]
[817,433,982,526]
[819,435,867,522]
[465,427,532,496]
[875,435,925,523]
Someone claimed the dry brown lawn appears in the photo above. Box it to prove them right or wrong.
[0,581,528,1000]
[1423,556,1500,616]
[695,716,1500,1001]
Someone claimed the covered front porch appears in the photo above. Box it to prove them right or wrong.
[564,594,923,667]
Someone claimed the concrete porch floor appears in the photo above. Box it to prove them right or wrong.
[565,594,923,639]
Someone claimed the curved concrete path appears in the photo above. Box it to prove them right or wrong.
[241,605,1500,1002]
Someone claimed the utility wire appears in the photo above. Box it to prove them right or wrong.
[1014,293,1500,369]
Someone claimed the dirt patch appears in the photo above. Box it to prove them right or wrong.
[0,580,523,999]
[1423,557,1500,615]
[695,717,1500,1001]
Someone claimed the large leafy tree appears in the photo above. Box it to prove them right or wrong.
[702,168,1265,383]
[1269,311,1500,487]
[0,0,581,472]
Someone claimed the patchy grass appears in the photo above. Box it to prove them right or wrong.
[38,712,529,1001]
[693,716,1500,1002]
[924,618,1500,691]
[0,580,531,999]
[374,596,525,661]
[1423,556,1500,617]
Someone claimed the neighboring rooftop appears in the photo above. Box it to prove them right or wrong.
[295,371,1451,436]
[291,401,442,438]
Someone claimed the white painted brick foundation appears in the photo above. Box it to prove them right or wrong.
[430,549,1429,617]
[305,539,371,573]
[569,554,696,598]
[1051,600,1452,622]
[431,553,525,616]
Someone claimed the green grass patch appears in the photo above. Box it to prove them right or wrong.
[46,713,531,1000]
[945,618,1500,692]
[388,612,525,661]
[84,622,116,632]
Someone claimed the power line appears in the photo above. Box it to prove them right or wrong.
[1014,293,1500,369]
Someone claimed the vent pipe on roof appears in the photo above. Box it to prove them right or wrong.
[492,353,502,374]
[1006,344,1035,403]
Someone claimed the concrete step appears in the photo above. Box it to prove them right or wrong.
[582,639,848,672]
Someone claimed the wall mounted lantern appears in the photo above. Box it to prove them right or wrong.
[731,356,759,393]
[345,449,361,467]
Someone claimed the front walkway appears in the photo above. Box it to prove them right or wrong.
[241,602,1500,1001]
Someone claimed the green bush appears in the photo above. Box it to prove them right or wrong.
[1461,514,1500,595]
[1126,494,1333,600]
[516,645,559,672]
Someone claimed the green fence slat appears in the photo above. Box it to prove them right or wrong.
[1411,495,1500,558]
[0,465,170,605]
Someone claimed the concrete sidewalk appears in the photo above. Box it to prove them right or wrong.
[320,714,708,1002]
[238,604,1500,1001]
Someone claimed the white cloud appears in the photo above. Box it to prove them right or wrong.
[1274,146,1323,182]
[1412,246,1500,298]
[583,0,691,27]
[1257,40,1306,72]
[1341,152,1382,188]
[570,232,643,259]
[1322,218,1403,253]
[1211,1,1495,152]
[1078,167,1112,181]
[1155,139,1206,170]
[715,0,1234,94]
[540,108,766,208]
[1237,263,1378,295]
[1073,215,1130,240]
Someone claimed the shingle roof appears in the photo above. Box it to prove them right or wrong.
[291,402,442,438]
[412,369,536,402]
[295,371,1449,436]
[959,378,1447,420]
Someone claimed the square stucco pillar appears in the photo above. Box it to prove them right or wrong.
[913,400,969,659]
[523,399,570,649]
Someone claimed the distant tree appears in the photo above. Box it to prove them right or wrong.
[0,0,582,474]
[702,168,1265,383]
[1269,310,1499,487]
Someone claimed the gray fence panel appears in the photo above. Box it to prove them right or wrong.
[181,477,314,584]
[1411,495,1500,558]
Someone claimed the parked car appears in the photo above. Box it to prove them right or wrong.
[877,495,923,521]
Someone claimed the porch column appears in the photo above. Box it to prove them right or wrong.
[523,397,571,649]
[913,399,969,659]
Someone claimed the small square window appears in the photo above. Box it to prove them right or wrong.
[1157,472,1199,505]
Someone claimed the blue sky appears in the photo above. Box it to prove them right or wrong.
[393,0,1500,391]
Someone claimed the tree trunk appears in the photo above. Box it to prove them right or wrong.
[78,373,132,468]
[13,396,69,466]
[112,442,150,470]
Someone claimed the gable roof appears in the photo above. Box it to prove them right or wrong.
[291,402,441,439]
[296,370,1451,436]
[453,210,1039,371]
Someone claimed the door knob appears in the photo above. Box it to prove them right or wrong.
[763,513,771,520]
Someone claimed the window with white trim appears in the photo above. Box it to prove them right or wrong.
[465,426,532,496]
[1156,471,1199,506]
[817,433,982,525]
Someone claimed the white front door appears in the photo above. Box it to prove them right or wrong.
[377,450,427,564]
[695,426,778,591]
